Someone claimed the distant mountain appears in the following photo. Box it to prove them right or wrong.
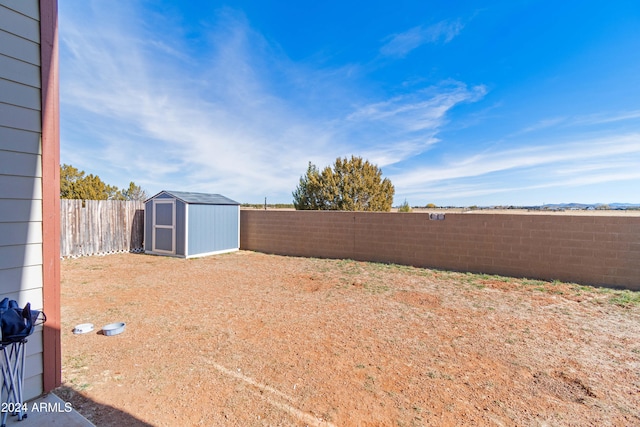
[540,202,640,210]
[543,203,590,209]
[608,203,640,209]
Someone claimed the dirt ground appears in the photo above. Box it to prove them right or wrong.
[56,251,640,426]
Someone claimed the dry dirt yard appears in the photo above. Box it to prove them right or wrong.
[56,251,640,426]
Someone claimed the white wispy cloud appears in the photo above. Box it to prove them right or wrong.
[392,133,640,202]
[570,110,640,126]
[511,109,640,137]
[380,20,464,58]
[348,83,485,130]
[59,4,481,201]
[510,117,567,136]
[344,82,487,165]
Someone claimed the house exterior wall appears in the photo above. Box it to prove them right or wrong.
[187,204,239,257]
[240,211,640,290]
[0,0,60,398]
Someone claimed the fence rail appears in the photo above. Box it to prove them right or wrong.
[60,199,144,258]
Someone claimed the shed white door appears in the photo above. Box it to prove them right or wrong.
[152,200,175,254]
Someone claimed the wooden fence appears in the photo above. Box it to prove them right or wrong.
[60,200,144,257]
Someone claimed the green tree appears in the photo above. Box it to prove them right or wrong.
[292,163,326,210]
[120,181,148,201]
[293,156,395,211]
[60,164,83,199]
[60,164,145,200]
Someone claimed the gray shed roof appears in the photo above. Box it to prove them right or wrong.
[148,190,240,205]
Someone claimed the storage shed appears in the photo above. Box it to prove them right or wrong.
[144,191,240,258]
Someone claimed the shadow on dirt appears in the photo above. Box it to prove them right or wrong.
[54,385,154,427]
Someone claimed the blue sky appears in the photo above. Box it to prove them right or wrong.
[59,1,640,206]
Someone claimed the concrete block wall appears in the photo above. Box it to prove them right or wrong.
[240,211,640,290]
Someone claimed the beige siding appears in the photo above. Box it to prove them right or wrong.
[0,126,41,155]
[0,103,41,132]
[0,199,42,222]
[0,54,41,87]
[0,150,41,177]
[0,30,40,65]
[0,244,43,280]
[24,330,44,398]
[0,0,44,399]
[0,0,39,19]
[0,175,42,199]
[0,4,39,42]
[0,78,41,110]
[0,265,43,294]
[0,222,43,246]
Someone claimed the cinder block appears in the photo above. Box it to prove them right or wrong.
[239,211,639,289]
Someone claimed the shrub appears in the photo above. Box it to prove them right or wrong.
[398,200,412,213]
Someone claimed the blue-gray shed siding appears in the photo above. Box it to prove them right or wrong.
[144,202,152,252]
[187,204,239,256]
[154,228,173,252]
[155,202,173,226]
[175,200,186,256]
[144,193,239,257]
